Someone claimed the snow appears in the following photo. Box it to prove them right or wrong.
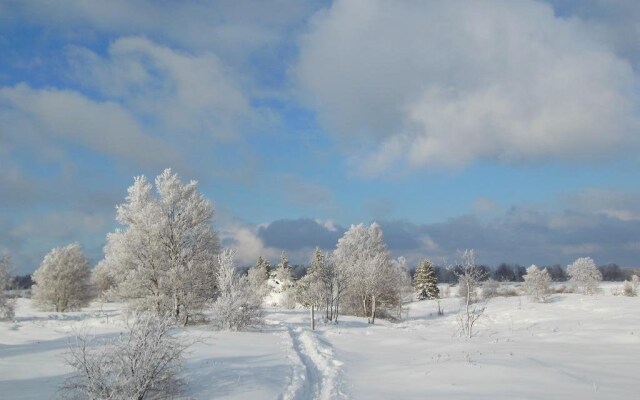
[2,286,639,399]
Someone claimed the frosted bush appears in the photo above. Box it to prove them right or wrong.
[522,266,551,302]
[567,257,602,295]
[480,279,499,300]
[211,249,263,331]
[62,312,188,400]
[613,275,639,297]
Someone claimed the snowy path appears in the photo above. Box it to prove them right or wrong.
[279,324,347,400]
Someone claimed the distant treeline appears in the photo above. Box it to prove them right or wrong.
[13,262,637,291]
[432,262,637,284]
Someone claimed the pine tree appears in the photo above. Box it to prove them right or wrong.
[256,256,272,278]
[276,252,292,282]
[414,259,439,300]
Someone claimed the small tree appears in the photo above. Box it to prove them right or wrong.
[414,259,439,300]
[62,312,188,400]
[306,248,345,323]
[247,256,270,300]
[211,249,263,331]
[522,265,551,302]
[567,257,602,295]
[255,256,272,278]
[32,243,92,312]
[295,253,326,330]
[454,249,488,338]
[0,256,15,321]
[616,275,639,297]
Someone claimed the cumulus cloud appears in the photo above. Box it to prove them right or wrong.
[219,222,282,266]
[67,37,251,140]
[252,190,640,267]
[296,0,640,175]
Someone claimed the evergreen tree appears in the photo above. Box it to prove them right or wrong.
[275,252,293,283]
[414,259,439,300]
[256,256,272,278]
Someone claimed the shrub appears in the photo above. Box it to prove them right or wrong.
[62,312,188,400]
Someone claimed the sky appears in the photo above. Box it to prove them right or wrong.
[2,0,640,274]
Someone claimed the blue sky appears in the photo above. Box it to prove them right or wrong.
[2,0,640,273]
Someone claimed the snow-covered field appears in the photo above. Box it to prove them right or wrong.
[1,286,639,399]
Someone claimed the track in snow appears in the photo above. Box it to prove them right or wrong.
[280,326,347,400]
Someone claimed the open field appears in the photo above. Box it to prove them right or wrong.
[1,285,639,400]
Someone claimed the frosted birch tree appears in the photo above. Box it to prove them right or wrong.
[32,243,93,312]
[567,257,602,295]
[0,256,15,320]
[454,249,488,338]
[102,169,220,325]
[522,265,551,302]
[334,223,402,324]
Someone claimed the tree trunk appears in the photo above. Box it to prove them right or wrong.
[173,292,180,321]
[362,297,368,321]
[370,295,376,324]
[311,304,315,331]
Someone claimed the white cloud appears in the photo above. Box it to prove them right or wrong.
[219,223,280,266]
[67,37,251,140]
[0,83,178,167]
[296,0,640,175]
[561,188,640,221]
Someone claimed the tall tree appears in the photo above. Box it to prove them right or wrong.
[102,169,220,325]
[334,223,401,324]
[32,243,92,312]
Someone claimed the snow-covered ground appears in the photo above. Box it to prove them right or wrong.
[1,286,639,399]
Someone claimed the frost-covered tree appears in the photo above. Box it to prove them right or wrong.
[454,249,488,338]
[389,256,413,319]
[62,312,188,400]
[334,223,403,324]
[295,253,326,330]
[32,243,92,312]
[567,257,602,295]
[255,256,271,278]
[273,252,296,308]
[0,256,15,321]
[91,260,116,302]
[621,275,639,296]
[211,249,262,331]
[247,256,270,300]
[414,259,439,300]
[102,169,220,325]
[275,252,294,285]
[522,265,551,302]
